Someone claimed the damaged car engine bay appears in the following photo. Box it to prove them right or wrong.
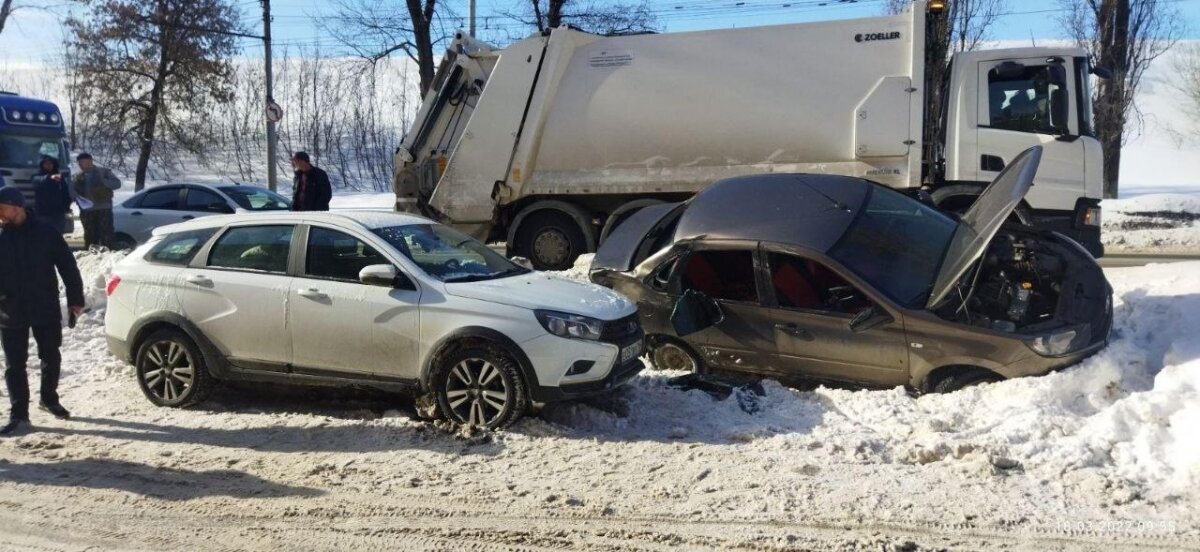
[938,230,1086,333]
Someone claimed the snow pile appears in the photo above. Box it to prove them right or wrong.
[561,255,1200,501]
[1103,193,1200,252]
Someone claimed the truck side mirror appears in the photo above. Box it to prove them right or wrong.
[671,289,724,337]
[1090,65,1114,80]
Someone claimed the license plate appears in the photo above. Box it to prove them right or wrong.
[621,341,643,363]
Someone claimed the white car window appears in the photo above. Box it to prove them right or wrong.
[304,227,389,282]
[207,225,294,273]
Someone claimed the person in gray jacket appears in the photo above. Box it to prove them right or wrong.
[71,152,121,249]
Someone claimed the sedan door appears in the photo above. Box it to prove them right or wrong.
[177,224,296,371]
[118,186,184,243]
[667,244,780,375]
[181,186,235,221]
[761,247,909,387]
[286,225,422,380]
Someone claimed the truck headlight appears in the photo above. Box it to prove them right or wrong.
[535,310,603,341]
[1082,206,1101,226]
[1025,324,1090,356]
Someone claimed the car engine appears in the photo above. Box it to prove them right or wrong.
[942,231,1071,333]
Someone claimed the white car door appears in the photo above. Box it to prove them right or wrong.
[287,225,422,379]
[120,186,184,243]
[178,224,296,371]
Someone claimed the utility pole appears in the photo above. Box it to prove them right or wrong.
[469,0,476,36]
[262,0,279,192]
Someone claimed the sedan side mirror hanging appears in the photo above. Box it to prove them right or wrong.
[670,289,724,337]
[849,305,892,334]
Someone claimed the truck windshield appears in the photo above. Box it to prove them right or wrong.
[372,224,529,283]
[986,63,1069,135]
[828,186,958,308]
[0,134,63,169]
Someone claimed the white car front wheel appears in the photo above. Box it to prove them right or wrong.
[434,346,528,430]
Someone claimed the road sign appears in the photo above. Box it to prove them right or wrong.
[265,100,284,123]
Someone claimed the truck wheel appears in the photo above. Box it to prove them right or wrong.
[432,345,529,430]
[516,211,587,271]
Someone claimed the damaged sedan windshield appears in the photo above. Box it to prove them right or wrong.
[828,186,957,308]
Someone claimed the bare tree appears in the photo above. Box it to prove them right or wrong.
[511,0,658,35]
[1061,0,1182,198]
[331,0,449,96]
[66,0,241,190]
[0,0,14,36]
[886,0,1003,53]
[1169,43,1200,145]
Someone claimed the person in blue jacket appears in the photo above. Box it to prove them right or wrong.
[31,157,73,233]
[0,187,84,436]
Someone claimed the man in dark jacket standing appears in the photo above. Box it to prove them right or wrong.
[291,151,332,212]
[0,187,85,436]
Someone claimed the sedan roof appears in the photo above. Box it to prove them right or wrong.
[674,174,871,252]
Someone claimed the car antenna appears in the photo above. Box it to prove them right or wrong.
[798,179,851,213]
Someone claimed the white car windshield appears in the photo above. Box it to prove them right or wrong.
[372,224,528,282]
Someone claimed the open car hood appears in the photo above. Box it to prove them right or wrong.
[926,146,1042,310]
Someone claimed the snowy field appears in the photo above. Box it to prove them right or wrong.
[0,252,1198,550]
[1104,194,1200,253]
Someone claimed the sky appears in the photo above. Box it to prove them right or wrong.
[3,0,1200,64]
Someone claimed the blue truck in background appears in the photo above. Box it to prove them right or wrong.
[0,91,73,233]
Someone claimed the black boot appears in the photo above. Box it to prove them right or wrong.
[38,401,70,420]
[0,417,30,436]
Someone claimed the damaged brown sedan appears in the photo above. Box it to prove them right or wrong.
[590,146,1113,393]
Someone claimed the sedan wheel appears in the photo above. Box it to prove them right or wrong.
[651,340,701,372]
[136,329,212,408]
[435,346,528,429]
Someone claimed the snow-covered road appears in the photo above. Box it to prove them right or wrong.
[0,252,1198,551]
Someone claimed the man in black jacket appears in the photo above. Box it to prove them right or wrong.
[291,151,332,212]
[0,187,85,436]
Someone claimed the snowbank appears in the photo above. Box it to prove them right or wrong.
[1103,194,1200,253]
[554,255,1200,501]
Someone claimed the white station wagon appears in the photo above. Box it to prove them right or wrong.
[104,211,645,428]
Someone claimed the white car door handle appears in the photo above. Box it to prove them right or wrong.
[298,288,326,299]
[185,275,212,286]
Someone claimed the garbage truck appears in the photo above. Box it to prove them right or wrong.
[394,0,1105,270]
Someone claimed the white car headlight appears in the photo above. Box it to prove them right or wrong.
[535,310,604,341]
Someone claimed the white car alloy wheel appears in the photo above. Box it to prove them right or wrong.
[136,329,212,408]
[435,346,528,429]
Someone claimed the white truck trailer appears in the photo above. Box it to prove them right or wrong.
[394,1,1105,270]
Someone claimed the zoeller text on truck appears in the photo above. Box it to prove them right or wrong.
[394,0,1106,270]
